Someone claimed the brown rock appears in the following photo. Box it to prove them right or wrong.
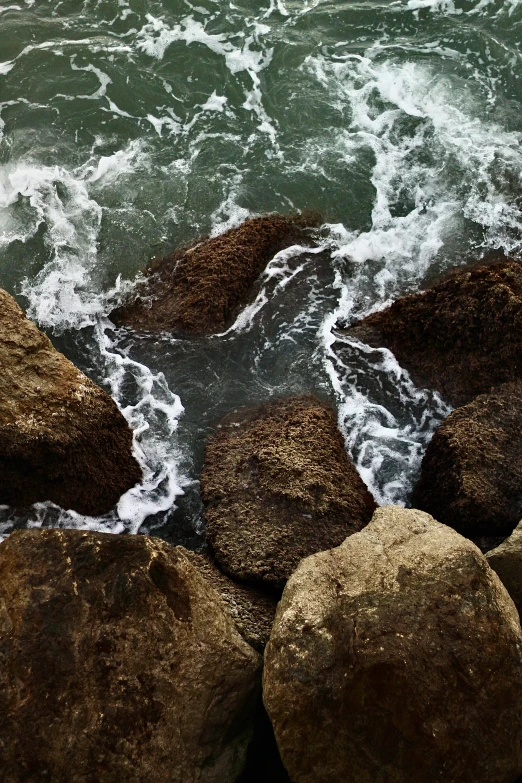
[201,395,377,591]
[413,382,522,538]
[111,213,319,336]
[487,520,522,615]
[0,290,141,515]
[185,551,278,652]
[263,506,522,783]
[345,258,522,406]
[0,529,261,783]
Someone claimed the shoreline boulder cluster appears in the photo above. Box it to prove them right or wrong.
[1,215,522,781]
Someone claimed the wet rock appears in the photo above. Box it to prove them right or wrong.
[185,550,278,652]
[345,258,522,406]
[0,289,141,515]
[487,520,522,616]
[111,213,318,336]
[413,382,522,538]
[263,506,522,783]
[201,395,377,592]
[0,529,262,783]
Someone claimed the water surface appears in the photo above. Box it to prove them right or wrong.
[1,0,522,541]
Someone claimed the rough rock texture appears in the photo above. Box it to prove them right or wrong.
[413,382,522,538]
[0,529,261,783]
[0,289,141,515]
[263,506,522,783]
[111,213,318,336]
[487,520,522,616]
[185,550,278,652]
[201,395,377,591]
[345,258,522,406]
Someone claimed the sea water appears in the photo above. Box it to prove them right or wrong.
[0,0,522,544]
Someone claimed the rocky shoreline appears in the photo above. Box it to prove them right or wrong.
[1,218,522,781]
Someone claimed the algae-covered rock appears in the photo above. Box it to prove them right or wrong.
[345,258,522,406]
[111,213,318,336]
[0,529,261,783]
[201,395,376,591]
[413,382,522,538]
[0,289,141,515]
[263,506,522,783]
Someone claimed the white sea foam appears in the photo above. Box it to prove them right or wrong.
[6,164,103,330]
[5,317,188,537]
[135,14,278,147]
[303,53,522,501]
[406,0,460,14]
[80,138,150,185]
[3,0,522,528]
[306,55,522,271]
[0,145,188,535]
[217,244,324,336]
[208,174,253,234]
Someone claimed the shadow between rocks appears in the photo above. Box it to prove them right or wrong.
[238,698,290,783]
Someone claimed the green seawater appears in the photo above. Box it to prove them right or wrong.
[0,0,522,537]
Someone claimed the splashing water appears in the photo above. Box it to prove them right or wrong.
[1,0,522,539]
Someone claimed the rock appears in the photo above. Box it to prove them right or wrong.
[111,213,318,336]
[487,520,522,616]
[0,529,262,783]
[344,257,522,406]
[413,382,522,538]
[185,550,278,652]
[201,395,377,591]
[0,289,141,515]
[263,506,522,783]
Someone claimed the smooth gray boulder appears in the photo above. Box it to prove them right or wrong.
[263,506,522,783]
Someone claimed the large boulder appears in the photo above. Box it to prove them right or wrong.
[201,395,377,591]
[413,382,522,538]
[487,520,522,616]
[0,529,261,783]
[0,289,141,515]
[111,214,318,336]
[344,258,522,406]
[263,506,522,783]
[185,551,278,652]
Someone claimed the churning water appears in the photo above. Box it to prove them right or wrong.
[1,0,522,542]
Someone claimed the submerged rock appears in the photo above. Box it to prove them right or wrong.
[201,395,376,592]
[487,520,522,616]
[0,529,261,783]
[263,506,522,783]
[413,382,522,538]
[0,289,141,515]
[345,258,522,406]
[185,550,278,652]
[111,213,318,336]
